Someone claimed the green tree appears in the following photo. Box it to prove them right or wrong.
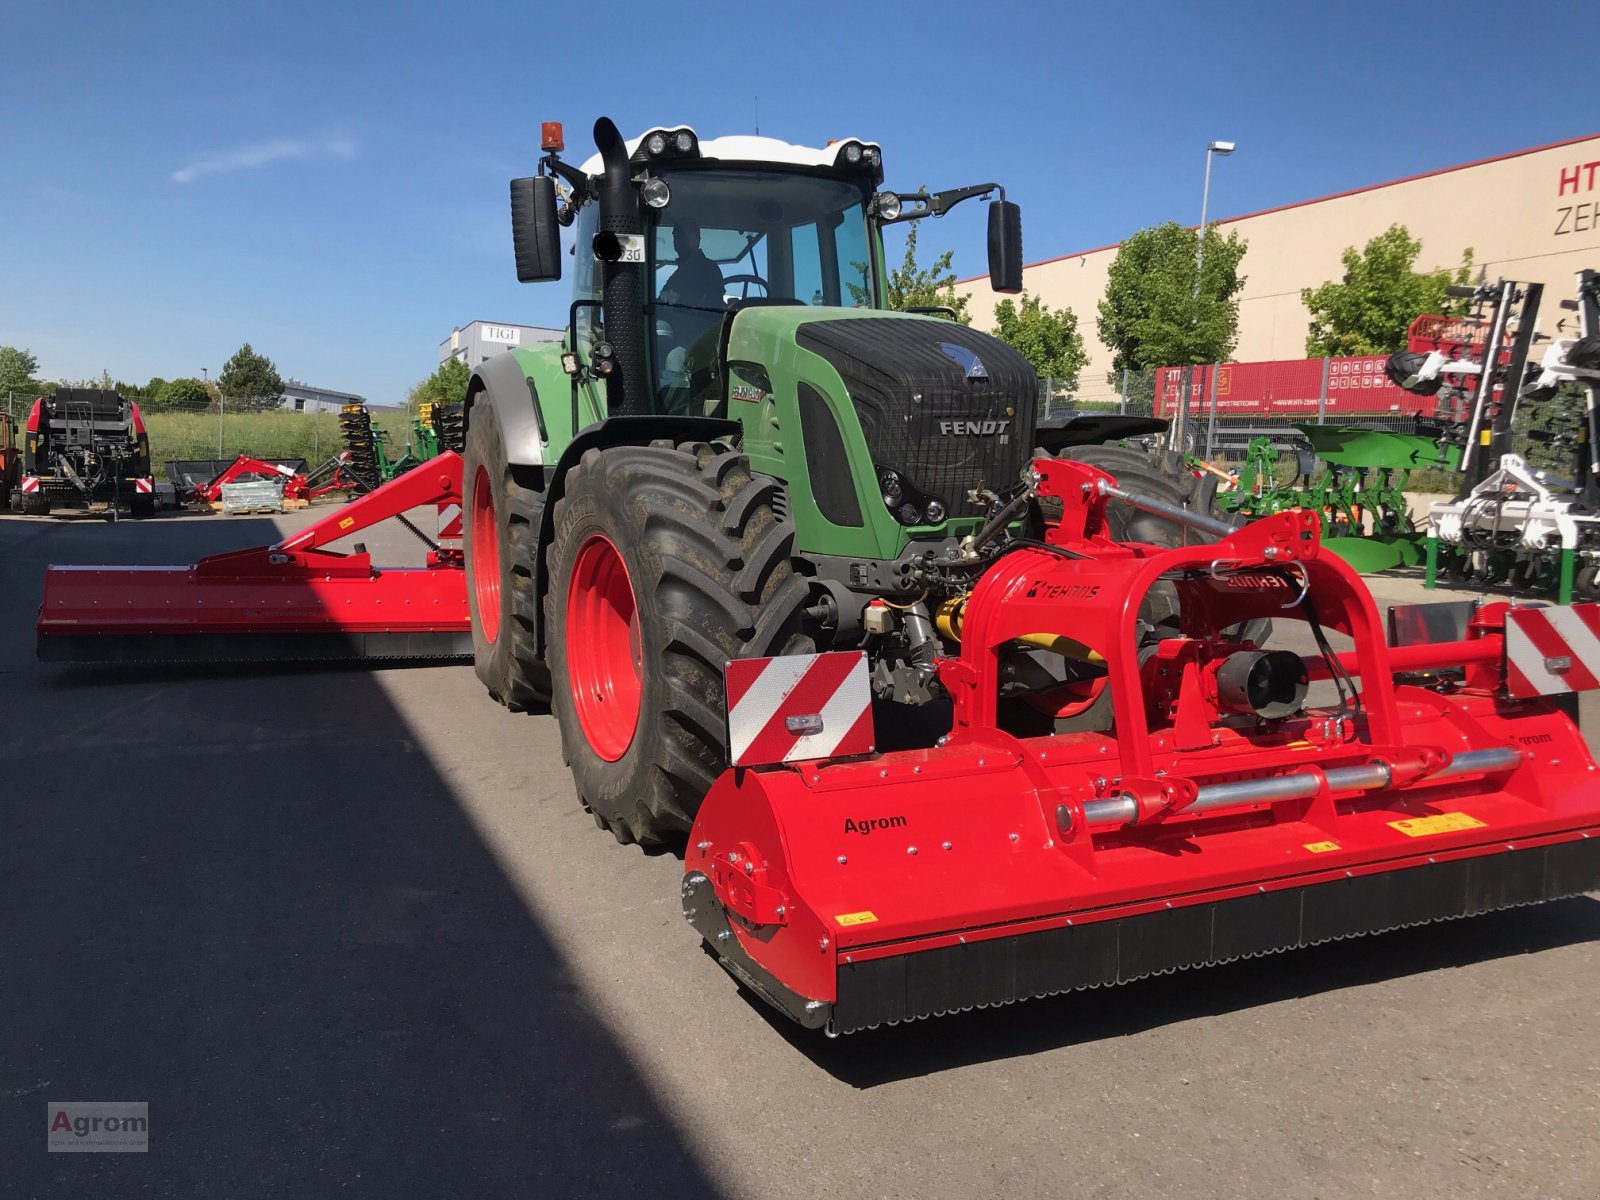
[884,223,971,321]
[407,356,473,407]
[154,377,213,412]
[0,346,41,394]
[1301,224,1474,357]
[218,343,285,412]
[848,221,972,322]
[1097,221,1248,376]
[991,293,1087,387]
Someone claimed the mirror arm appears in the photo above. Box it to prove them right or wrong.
[879,182,1005,225]
[542,153,593,226]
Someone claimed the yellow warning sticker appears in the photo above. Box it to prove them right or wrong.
[835,911,879,927]
[339,517,356,530]
[1304,841,1341,853]
[1388,812,1487,837]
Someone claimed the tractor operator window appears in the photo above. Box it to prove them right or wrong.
[648,169,875,415]
[571,202,602,362]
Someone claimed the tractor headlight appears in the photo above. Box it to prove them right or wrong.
[879,468,903,505]
[641,177,671,209]
[674,130,694,153]
[864,146,880,168]
[875,191,901,221]
[880,466,945,525]
[844,142,863,164]
[646,132,668,156]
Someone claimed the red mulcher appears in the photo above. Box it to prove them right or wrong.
[35,454,1600,1034]
[683,459,1600,1033]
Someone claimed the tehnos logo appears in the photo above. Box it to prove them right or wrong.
[1025,580,1100,600]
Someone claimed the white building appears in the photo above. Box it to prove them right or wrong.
[440,320,563,367]
[279,380,370,414]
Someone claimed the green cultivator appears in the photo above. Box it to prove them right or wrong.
[1296,423,1460,572]
[337,400,464,488]
[1195,425,1459,573]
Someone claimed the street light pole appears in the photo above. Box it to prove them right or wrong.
[1172,139,1235,458]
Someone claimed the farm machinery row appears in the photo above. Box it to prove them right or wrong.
[165,400,468,514]
[35,118,1600,1035]
[1187,270,1600,593]
[1402,272,1600,603]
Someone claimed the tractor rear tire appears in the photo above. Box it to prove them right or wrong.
[1050,443,1196,546]
[545,441,812,847]
[1049,443,1201,633]
[463,391,551,710]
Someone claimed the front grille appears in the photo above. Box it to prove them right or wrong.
[796,318,1037,513]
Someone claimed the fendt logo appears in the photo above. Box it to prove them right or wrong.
[938,419,1010,436]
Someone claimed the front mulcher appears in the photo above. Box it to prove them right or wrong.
[683,458,1600,1033]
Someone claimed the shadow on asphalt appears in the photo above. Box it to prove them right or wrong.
[2,515,721,1197]
[763,896,1600,1087]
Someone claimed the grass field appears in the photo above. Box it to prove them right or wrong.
[143,409,414,469]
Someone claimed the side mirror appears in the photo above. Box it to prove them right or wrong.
[510,176,561,283]
[987,200,1023,294]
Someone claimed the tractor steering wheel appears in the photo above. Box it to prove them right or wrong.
[720,273,770,303]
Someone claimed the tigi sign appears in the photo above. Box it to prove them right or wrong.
[480,325,522,346]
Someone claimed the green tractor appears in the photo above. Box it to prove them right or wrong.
[463,117,1213,845]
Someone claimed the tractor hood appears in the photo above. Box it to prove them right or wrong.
[727,307,1040,512]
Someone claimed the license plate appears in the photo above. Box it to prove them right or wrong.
[612,233,646,263]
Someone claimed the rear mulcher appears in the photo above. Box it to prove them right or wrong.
[36,115,1600,1036]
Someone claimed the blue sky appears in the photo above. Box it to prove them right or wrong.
[2,0,1592,405]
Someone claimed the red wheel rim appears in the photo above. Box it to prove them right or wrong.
[566,534,642,762]
[471,465,502,643]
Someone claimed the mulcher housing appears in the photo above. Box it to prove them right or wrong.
[684,460,1600,1033]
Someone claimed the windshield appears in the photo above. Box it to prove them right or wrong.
[648,169,875,413]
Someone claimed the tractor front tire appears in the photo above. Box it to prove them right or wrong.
[463,392,551,710]
[545,442,812,847]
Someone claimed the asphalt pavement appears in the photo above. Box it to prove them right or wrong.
[4,505,1599,1199]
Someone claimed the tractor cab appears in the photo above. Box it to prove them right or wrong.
[566,159,879,416]
[516,120,1022,423]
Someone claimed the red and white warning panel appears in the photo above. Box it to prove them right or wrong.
[725,651,874,767]
[133,476,154,494]
[436,501,463,542]
[1505,603,1600,697]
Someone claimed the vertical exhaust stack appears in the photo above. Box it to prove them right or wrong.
[593,117,647,416]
